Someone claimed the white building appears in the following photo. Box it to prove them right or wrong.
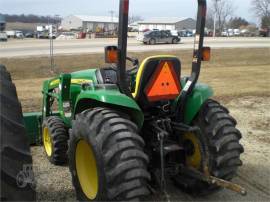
[129,22,139,31]
[61,15,119,32]
[137,17,196,31]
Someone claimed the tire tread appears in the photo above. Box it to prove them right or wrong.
[69,108,150,201]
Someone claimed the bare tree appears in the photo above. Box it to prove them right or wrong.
[251,0,270,18]
[209,0,234,35]
[206,7,215,29]
[251,0,270,28]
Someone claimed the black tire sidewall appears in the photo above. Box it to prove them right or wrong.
[69,118,107,201]
[69,108,150,201]
[0,65,36,201]
[42,119,56,163]
[42,117,68,165]
[175,99,243,195]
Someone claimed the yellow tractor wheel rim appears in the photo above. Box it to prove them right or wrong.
[183,132,202,170]
[76,140,98,200]
[43,127,52,157]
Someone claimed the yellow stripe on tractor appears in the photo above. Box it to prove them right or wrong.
[50,79,93,87]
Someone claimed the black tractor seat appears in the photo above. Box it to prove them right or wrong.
[96,67,118,84]
[96,67,133,87]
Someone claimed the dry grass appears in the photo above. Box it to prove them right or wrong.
[1,48,269,112]
[14,78,46,112]
[1,48,270,80]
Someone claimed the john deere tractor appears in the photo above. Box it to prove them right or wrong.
[17,0,246,201]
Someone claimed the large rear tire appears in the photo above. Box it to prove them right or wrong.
[0,65,36,201]
[69,108,150,201]
[175,99,244,195]
[0,64,11,81]
[42,116,69,165]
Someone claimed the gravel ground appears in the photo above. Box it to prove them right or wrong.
[32,96,270,201]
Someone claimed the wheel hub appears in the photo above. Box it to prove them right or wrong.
[183,132,203,169]
[43,127,52,157]
[75,140,98,200]
[184,139,195,156]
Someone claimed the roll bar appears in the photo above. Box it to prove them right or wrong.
[117,0,131,96]
[191,0,207,89]
[117,0,207,118]
[176,0,207,121]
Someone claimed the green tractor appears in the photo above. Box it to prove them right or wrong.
[21,0,246,201]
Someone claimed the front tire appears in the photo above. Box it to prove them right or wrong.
[175,99,244,195]
[42,116,68,165]
[69,108,150,201]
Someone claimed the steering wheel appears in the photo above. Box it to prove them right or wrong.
[126,56,139,75]
[109,56,139,75]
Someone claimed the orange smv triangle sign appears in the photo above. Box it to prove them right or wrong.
[145,61,181,102]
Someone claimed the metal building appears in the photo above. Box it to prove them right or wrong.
[137,17,196,31]
[61,15,119,32]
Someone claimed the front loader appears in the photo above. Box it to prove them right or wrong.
[22,0,246,201]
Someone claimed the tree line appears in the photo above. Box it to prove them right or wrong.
[206,0,270,33]
[0,14,61,24]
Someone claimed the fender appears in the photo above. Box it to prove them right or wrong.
[173,83,214,124]
[74,89,144,129]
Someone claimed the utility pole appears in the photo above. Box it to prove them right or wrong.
[213,12,217,37]
[49,24,55,73]
[109,10,115,23]
[54,15,60,31]
[109,10,115,35]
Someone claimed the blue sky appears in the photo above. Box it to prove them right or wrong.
[0,0,256,22]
